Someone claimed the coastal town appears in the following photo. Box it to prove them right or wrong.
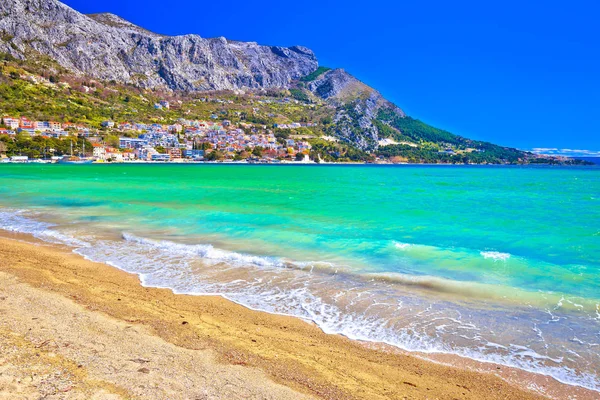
[0,113,319,163]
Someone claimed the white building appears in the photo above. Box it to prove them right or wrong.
[3,117,20,130]
[106,151,124,162]
[119,137,148,149]
[93,146,107,161]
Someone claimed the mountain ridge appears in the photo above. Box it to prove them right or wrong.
[0,0,318,91]
[86,13,164,38]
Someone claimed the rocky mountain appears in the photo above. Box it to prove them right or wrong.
[304,68,406,149]
[0,0,317,91]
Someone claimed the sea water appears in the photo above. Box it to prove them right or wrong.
[0,164,598,391]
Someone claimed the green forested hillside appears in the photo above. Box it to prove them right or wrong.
[375,108,530,164]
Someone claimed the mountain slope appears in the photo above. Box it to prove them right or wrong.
[302,68,405,149]
[297,69,535,161]
[0,0,317,91]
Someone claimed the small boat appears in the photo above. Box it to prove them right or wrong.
[58,156,93,164]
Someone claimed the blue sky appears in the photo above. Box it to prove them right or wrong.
[62,0,600,154]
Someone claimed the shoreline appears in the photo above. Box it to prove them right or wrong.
[0,231,595,399]
[3,159,597,167]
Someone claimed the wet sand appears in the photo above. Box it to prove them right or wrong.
[0,233,592,399]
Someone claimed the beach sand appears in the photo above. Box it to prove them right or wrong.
[0,233,591,399]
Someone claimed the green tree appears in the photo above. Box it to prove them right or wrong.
[252,146,263,157]
[206,150,224,161]
[102,135,119,148]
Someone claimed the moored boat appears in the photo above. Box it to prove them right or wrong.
[58,156,93,164]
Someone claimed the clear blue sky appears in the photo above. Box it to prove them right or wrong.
[62,0,600,153]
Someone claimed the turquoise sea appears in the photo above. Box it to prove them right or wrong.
[0,164,598,391]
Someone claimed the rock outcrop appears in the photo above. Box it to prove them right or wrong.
[306,69,405,149]
[0,0,318,91]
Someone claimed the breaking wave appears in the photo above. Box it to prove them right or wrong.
[121,232,285,268]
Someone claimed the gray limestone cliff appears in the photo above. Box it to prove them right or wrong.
[0,0,318,91]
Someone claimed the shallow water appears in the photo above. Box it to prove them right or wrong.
[0,164,598,391]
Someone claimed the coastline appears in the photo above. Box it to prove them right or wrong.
[0,232,595,399]
[2,159,597,166]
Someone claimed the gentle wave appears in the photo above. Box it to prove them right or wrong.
[122,232,338,274]
[122,232,285,268]
[0,210,89,247]
[361,271,598,312]
[123,233,591,310]
[393,240,514,264]
[1,210,599,393]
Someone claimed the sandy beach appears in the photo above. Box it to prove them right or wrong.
[0,233,593,399]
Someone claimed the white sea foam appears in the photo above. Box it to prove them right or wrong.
[394,241,413,250]
[0,210,89,247]
[481,251,511,261]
